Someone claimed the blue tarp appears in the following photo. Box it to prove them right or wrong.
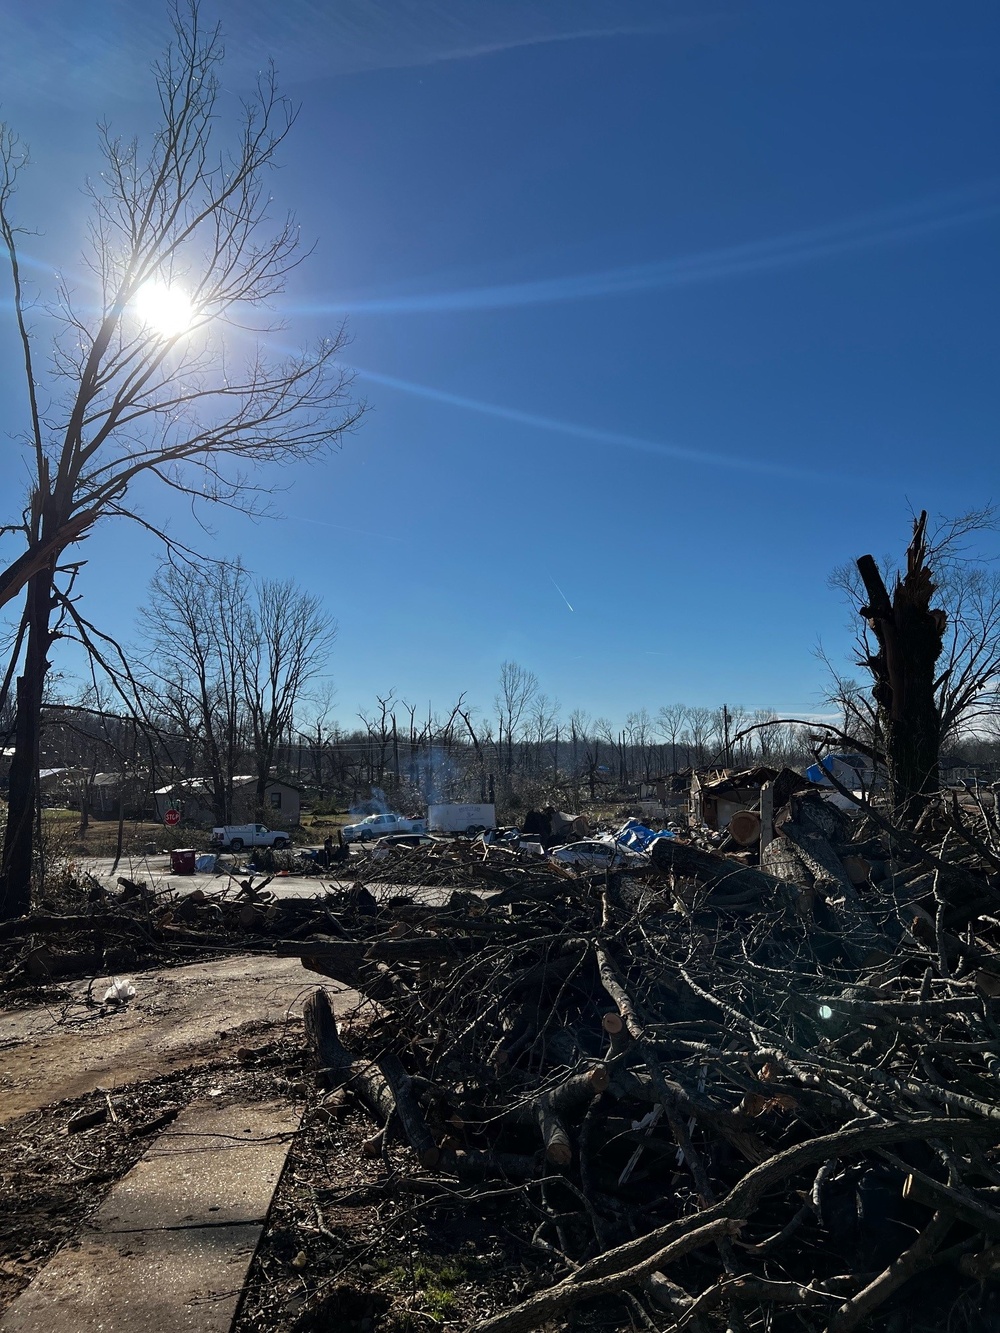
[806,753,869,788]
[616,820,675,852]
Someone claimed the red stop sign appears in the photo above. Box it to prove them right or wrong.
[164,808,181,827]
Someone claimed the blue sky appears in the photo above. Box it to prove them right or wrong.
[1,0,998,729]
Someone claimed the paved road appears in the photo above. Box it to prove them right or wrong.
[84,851,354,901]
[82,851,454,904]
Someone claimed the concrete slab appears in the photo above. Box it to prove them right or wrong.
[0,1224,260,1333]
[93,1100,299,1231]
[0,1096,302,1333]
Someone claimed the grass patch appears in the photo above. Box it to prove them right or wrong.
[299,809,352,833]
[33,808,217,859]
[378,1255,469,1325]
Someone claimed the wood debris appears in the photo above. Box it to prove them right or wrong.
[296,791,1000,1331]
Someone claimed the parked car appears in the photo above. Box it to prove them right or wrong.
[548,839,641,871]
[480,827,521,846]
[341,812,427,843]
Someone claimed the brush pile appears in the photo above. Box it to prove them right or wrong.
[0,839,564,985]
[299,788,1000,1332]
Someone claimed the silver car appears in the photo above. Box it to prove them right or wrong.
[548,840,637,870]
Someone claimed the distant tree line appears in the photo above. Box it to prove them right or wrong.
[0,621,860,827]
[25,678,1000,831]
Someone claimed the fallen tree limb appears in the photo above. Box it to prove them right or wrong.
[823,1209,953,1333]
[470,1216,741,1333]
[469,1117,1000,1332]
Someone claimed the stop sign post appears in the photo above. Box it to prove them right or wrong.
[164,808,181,827]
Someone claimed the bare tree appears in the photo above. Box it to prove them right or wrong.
[295,683,340,792]
[655,703,688,774]
[624,708,655,779]
[686,706,716,768]
[140,559,248,824]
[494,661,538,774]
[0,4,362,916]
[241,578,334,816]
[527,692,560,773]
[358,692,397,791]
[139,560,334,821]
[749,708,779,763]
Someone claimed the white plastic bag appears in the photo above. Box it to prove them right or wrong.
[103,977,136,1005]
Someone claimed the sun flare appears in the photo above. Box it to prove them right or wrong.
[133,281,194,338]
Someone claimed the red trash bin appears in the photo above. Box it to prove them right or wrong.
[170,848,197,874]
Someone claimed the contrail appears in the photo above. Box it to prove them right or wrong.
[305,182,1000,316]
[551,577,574,612]
[349,364,830,481]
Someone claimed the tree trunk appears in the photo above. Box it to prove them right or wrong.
[856,512,946,824]
[0,566,54,920]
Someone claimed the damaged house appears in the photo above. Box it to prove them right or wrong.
[690,765,810,846]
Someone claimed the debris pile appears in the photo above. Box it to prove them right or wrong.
[297,788,1000,1332]
[0,872,322,982]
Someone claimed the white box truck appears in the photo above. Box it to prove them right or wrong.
[427,803,496,835]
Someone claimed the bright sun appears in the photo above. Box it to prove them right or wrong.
[133,281,194,338]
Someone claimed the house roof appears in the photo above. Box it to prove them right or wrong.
[154,775,301,796]
[694,766,810,809]
[697,766,780,794]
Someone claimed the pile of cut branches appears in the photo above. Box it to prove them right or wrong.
[299,789,1000,1332]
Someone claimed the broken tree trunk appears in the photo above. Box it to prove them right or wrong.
[302,988,354,1090]
[303,988,439,1167]
[856,511,946,825]
[649,837,795,902]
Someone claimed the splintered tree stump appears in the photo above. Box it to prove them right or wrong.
[302,988,354,1091]
[855,512,947,823]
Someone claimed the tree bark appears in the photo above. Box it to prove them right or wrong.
[0,563,54,920]
[856,511,946,823]
[650,836,794,901]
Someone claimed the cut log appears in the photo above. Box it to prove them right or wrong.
[651,838,794,901]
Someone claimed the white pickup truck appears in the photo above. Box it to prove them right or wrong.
[210,823,290,851]
[341,812,426,843]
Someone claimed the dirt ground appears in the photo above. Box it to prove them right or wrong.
[231,1095,577,1333]
[0,1038,303,1314]
[0,958,609,1333]
[0,955,336,1123]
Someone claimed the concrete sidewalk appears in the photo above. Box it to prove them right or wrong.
[0,1096,300,1333]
